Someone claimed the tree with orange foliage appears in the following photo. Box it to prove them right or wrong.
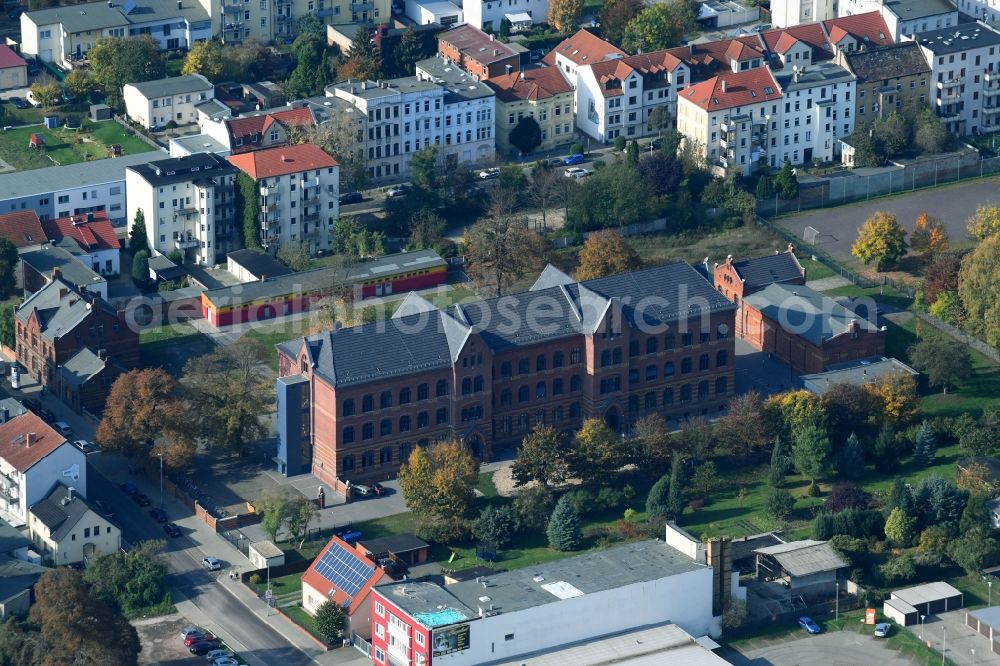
[865,369,919,428]
[910,212,950,257]
[575,230,642,281]
[95,368,195,469]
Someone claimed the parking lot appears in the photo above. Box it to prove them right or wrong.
[135,613,242,665]
[726,631,916,665]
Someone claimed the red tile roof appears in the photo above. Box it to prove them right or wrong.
[0,44,26,70]
[586,50,683,98]
[42,213,119,253]
[227,144,337,180]
[725,40,763,62]
[0,413,67,473]
[823,12,893,48]
[301,536,388,616]
[0,210,46,248]
[487,66,574,102]
[760,23,834,68]
[440,24,519,65]
[266,108,315,130]
[681,68,782,111]
[544,29,626,68]
[667,36,764,72]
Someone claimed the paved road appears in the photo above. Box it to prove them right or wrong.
[726,631,916,665]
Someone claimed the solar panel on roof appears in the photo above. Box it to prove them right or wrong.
[313,542,376,599]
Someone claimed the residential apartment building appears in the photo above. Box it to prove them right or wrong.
[275,0,391,44]
[772,61,856,164]
[836,42,930,121]
[220,0,272,44]
[0,152,162,227]
[437,23,519,79]
[415,57,496,166]
[20,247,108,300]
[328,78,449,181]
[0,413,86,527]
[14,279,139,406]
[771,0,838,27]
[125,153,239,266]
[123,74,214,130]
[677,68,783,174]
[487,66,575,156]
[274,262,736,487]
[910,22,1000,137]
[227,144,339,254]
[462,0,548,33]
[544,28,625,91]
[838,0,957,39]
[21,0,212,69]
[28,484,120,566]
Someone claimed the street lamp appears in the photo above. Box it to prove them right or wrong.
[972,648,976,666]
[987,578,993,607]
[920,614,925,640]
[942,626,947,666]
[157,453,164,510]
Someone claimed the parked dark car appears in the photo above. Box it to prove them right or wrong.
[8,97,27,110]
[149,507,167,522]
[189,640,222,655]
[132,493,151,506]
[339,191,363,205]
[163,522,182,538]
[119,481,137,496]
[93,500,114,519]
[19,399,55,422]
[367,482,385,496]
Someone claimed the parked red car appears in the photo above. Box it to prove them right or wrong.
[184,632,215,646]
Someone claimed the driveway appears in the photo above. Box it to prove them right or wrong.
[726,631,916,665]
[908,610,1000,666]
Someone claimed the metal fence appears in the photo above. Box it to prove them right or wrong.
[761,155,1000,217]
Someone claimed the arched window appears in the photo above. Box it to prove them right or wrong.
[362,422,374,439]
[436,380,448,397]
[664,361,674,377]
[343,427,355,444]
[536,381,546,399]
[664,334,675,350]
[380,447,392,464]
[646,337,657,354]
[601,350,611,367]
[570,375,582,392]
[417,383,428,400]
[400,443,412,463]
[500,362,512,377]
[663,388,674,405]
[570,402,582,417]
[716,350,728,367]
[553,351,564,368]
[474,376,484,392]
[553,378,564,395]
[361,450,374,467]
[436,407,448,424]
[681,358,692,374]
[518,413,529,430]
[536,354,546,372]
[680,385,692,403]
[645,391,656,409]
[612,348,622,364]
[380,419,392,436]
[699,353,709,371]
[417,412,429,428]
[518,358,530,374]
[462,378,472,395]
[698,381,710,400]
[629,340,640,357]
[715,376,728,395]
[628,395,640,414]
[553,406,564,422]
[362,394,374,412]
[399,388,411,404]
[380,391,392,408]
[628,368,640,384]
[518,386,529,402]
[342,455,355,472]
[399,415,411,432]
[500,389,512,406]
[343,399,355,416]
[646,364,657,380]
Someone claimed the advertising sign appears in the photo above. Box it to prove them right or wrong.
[432,623,470,656]
[865,608,876,624]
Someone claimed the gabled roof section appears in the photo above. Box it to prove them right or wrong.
[486,66,574,102]
[127,74,212,99]
[731,251,805,290]
[227,144,337,180]
[842,42,929,82]
[0,413,67,473]
[544,29,626,68]
[666,36,764,73]
[14,277,114,340]
[0,210,46,248]
[586,50,684,98]
[530,264,575,291]
[29,483,95,542]
[725,40,763,63]
[681,68,782,111]
[301,535,387,616]
[822,12,893,48]
[774,32,801,54]
[42,213,119,253]
[763,23,833,61]
[743,283,879,346]
[0,44,26,70]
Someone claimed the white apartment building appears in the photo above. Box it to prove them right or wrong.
[0,413,87,528]
[21,0,212,69]
[328,77,454,182]
[123,74,214,130]
[125,153,239,266]
[677,68,784,175]
[838,0,957,39]
[771,0,838,28]
[910,22,1000,136]
[415,56,496,166]
[227,144,339,254]
[462,0,548,33]
[772,61,856,165]
[576,50,698,143]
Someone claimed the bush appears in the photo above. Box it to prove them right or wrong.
[813,508,886,540]
[646,473,671,519]
[824,483,871,512]
[570,142,583,155]
[474,505,518,548]
[721,599,748,629]
[165,120,178,129]
[595,487,625,511]
[879,554,917,586]
[249,573,261,586]
[614,136,627,151]
[513,485,554,532]
[612,519,645,540]
[416,518,474,544]
[766,488,795,519]
[562,489,595,516]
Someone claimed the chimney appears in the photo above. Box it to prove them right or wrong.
[107,0,111,6]
[721,79,728,93]
[97,349,107,361]
[53,267,62,281]
[725,254,733,266]
[489,34,495,42]
[86,211,94,223]
[787,242,795,254]
[505,64,512,76]
[67,487,75,502]
[26,432,35,446]
[520,71,525,81]
[260,274,267,282]
[177,0,181,7]
[494,49,500,56]
[0,408,7,423]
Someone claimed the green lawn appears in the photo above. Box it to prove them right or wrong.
[139,322,215,375]
[0,120,152,171]
[281,604,328,646]
[801,257,836,282]
[249,570,303,597]
[618,225,791,269]
[823,283,914,311]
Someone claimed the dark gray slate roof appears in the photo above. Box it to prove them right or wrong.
[20,246,105,293]
[743,283,878,346]
[227,249,294,280]
[357,534,429,556]
[56,348,109,387]
[30,484,92,542]
[278,262,733,388]
[14,278,116,341]
[0,518,30,555]
[731,252,804,291]
[844,43,930,82]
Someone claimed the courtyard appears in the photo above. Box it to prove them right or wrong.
[0,119,154,171]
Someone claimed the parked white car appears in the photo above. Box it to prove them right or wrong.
[564,167,590,179]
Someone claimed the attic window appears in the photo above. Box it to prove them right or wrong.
[764,87,774,94]
[712,97,720,104]
[750,90,757,97]
[879,32,885,38]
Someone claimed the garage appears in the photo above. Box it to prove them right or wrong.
[883,582,963,625]
[966,607,1000,656]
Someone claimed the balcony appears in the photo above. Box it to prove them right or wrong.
[301,177,320,189]
[223,1,243,13]
[174,206,200,219]
[719,137,731,149]
[938,89,961,103]
[316,7,333,16]
[938,107,961,121]
[275,12,293,21]
[275,0,292,4]
[351,1,373,10]
[262,200,281,212]
[302,211,321,223]
[175,236,199,249]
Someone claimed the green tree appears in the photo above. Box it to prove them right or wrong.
[339,25,381,81]
[888,476,915,517]
[601,0,643,46]
[0,238,17,299]
[314,600,347,644]
[570,419,625,486]
[966,203,1000,240]
[410,145,441,194]
[960,493,991,535]
[256,490,291,543]
[911,420,937,467]
[85,540,169,618]
[88,36,165,105]
[690,461,720,500]
[774,159,799,199]
[464,211,544,297]
[568,160,653,230]
[236,172,261,249]
[286,495,319,549]
[848,126,887,167]
[851,210,908,270]
[131,249,149,286]
[547,495,582,551]
[837,433,865,480]
[475,505,518,548]
[769,435,789,487]
[958,234,1000,347]
[927,290,962,324]
[64,68,95,101]
[509,116,542,155]
[622,0,696,53]
[879,553,917,585]
[29,78,60,108]
[512,425,571,487]
[0,305,14,349]
[295,14,327,40]
[646,472,672,519]
[276,240,312,271]
[667,453,686,519]
[629,413,673,477]
[547,0,585,31]
[755,174,774,200]
[181,339,273,456]
[792,424,832,485]
[915,474,967,535]
[948,528,1000,575]
[908,335,972,393]
[880,111,910,157]
[626,140,640,167]
[766,488,795,519]
[513,485,554,532]
[873,424,901,474]
[128,209,149,257]
[884,506,915,547]
[286,32,332,98]
[181,40,225,81]
[397,440,479,525]
[393,26,426,77]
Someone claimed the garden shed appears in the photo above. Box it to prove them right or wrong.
[248,540,285,570]
[754,540,848,598]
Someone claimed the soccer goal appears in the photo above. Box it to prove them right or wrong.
[803,226,822,245]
